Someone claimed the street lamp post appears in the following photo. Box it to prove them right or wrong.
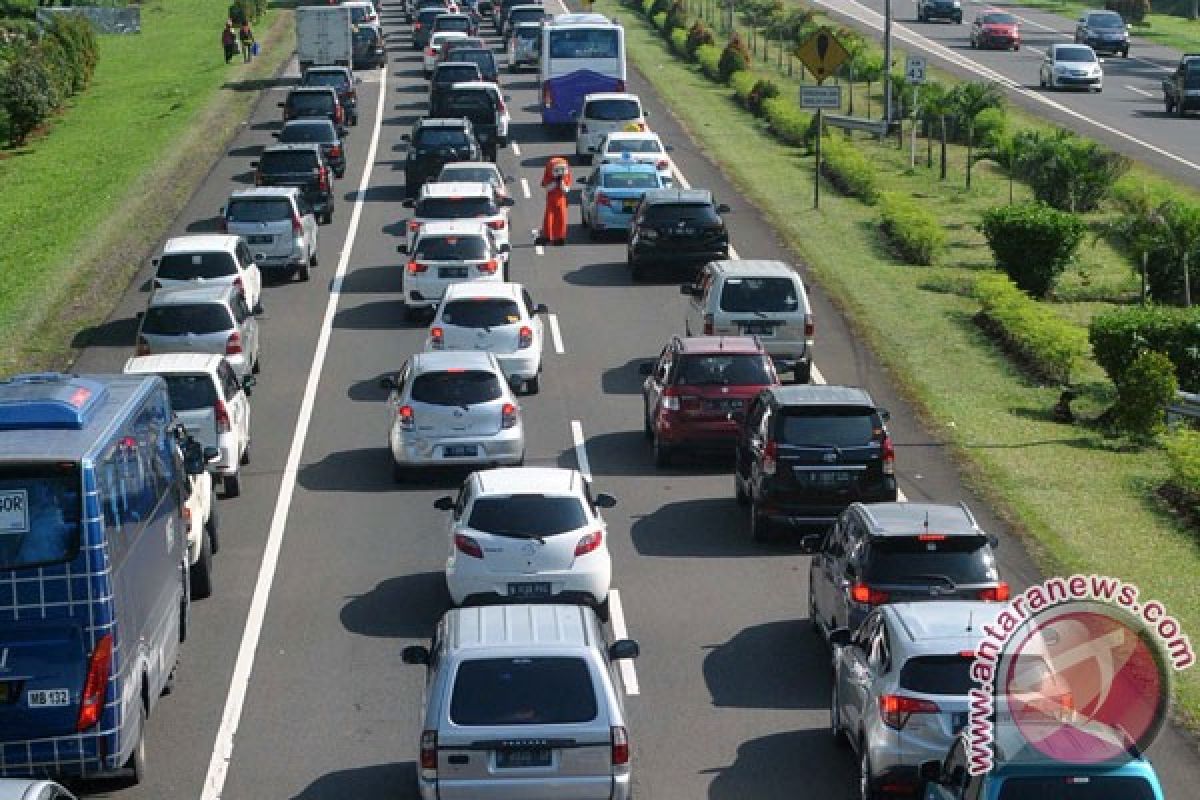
[883,0,893,138]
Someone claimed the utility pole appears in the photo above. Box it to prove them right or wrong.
[883,0,893,140]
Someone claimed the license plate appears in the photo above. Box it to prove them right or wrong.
[438,267,468,279]
[704,398,744,411]
[673,227,696,236]
[507,582,552,598]
[796,470,855,486]
[247,235,273,244]
[496,748,552,768]
[27,688,70,708]
[443,445,478,457]
[741,322,776,336]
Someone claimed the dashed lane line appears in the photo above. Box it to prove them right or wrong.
[548,313,566,354]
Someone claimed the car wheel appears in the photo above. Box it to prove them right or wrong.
[750,501,770,543]
[310,248,318,267]
[297,257,311,282]
[206,489,220,554]
[224,472,241,499]
[1123,48,1129,58]
[336,168,346,180]
[596,596,611,623]
[1179,99,1187,118]
[653,434,673,468]
[643,408,654,441]
[1166,97,1176,114]
[252,355,261,375]
[808,585,825,635]
[588,223,599,241]
[970,37,976,48]
[795,361,812,384]
[860,745,879,800]
[121,702,148,787]
[830,683,849,746]
[1039,72,1046,88]
[1014,43,1020,51]
[190,530,214,600]
[630,257,645,282]
[525,374,540,394]
[240,441,250,466]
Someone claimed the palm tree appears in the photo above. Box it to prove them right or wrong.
[841,32,869,116]
[1102,183,1166,304]
[1151,200,1200,307]
[950,81,1004,189]
[919,82,954,180]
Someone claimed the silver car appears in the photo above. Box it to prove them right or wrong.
[380,350,524,481]
[401,604,639,800]
[222,187,319,282]
[136,285,261,381]
[0,779,77,800]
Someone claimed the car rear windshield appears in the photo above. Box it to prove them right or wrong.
[0,462,82,570]
[278,122,336,144]
[510,8,546,25]
[260,151,320,172]
[864,535,997,585]
[435,93,494,119]
[435,16,471,31]
[584,98,641,121]
[442,298,521,327]
[997,776,1157,800]
[353,26,380,45]
[899,655,974,695]
[418,197,496,217]
[418,9,444,24]
[456,50,497,73]
[467,494,588,537]
[157,251,238,281]
[1186,64,1200,88]
[303,72,348,89]
[440,166,499,186]
[142,304,233,335]
[415,129,471,147]
[436,65,483,83]
[676,354,772,386]
[981,12,1016,24]
[411,370,503,405]
[515,26,540,42]
[450,657,598,725]
[288,93,334,112]
[601,170,659,189]
[777,406,876,447]
[642,202,719,226]
[719,277,801,313]
[1057,46,1096,62]
[164,374,219,411]
[414,235,488,260]
[608,138,661,154]
[226,199,292,223]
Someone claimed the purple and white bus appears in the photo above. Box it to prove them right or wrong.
[540,14,626,127]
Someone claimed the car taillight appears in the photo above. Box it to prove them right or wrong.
[335,105,344,124]
[430,326,444,348]
[881,434,895,475]
[318,166,330,191]
[501,402,518,429]
[225,331,243,356]
[611,725,630,766]
[879,694,940,730]
[76,633,113,731]
[254,171,264,187]
[182,504,193,528]
[233,275,244,291]
[487,219,506,230]
[979,582,1011,602]
[292,214,304,235]
[804,316,815,337]
[409,220,422,232]
[656,159,669,170]
[762,440,777,475]
[329,145,342,158]
[407,261,428,274]
[426,47,435,56]
[851,583,890,606]
[420,729,438,774]
[497,98,506,112]
[517,325,533,349]
[215,399,232,433]
[661,386,681,412]
[543,84,552,108]
[574,530,602,557]
[415,21,423,29]
[477,259,499,274]
[454,533,483,558]
[636,121,647,131]
[702,313,714,335]
[596,192,611,207]
[398,404,416,431]
[135,337,150,356]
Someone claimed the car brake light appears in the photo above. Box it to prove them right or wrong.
[804,317,814,337]
[76,633,113,731]
[335,105,343,124]
[329,145,342,158]
[426,47,435,56]
[215,399,232,434]
[879,694,940,730]
[656,159,669,170]
[454,533,484,558]
[881,434,895,475]
[574,530,602,556]
[917,533,947,541]
[661,386,681,412]
[611,725,630,766]
[762,440,777,475]
[501,402,518,429]
[486,219,506,230]
[409,220,422,232]
[135,336,150,356]
[233,275,244,291]
[318,166,330,191]
[407,261,428,274]
[636,121,647,131]
[225,332,243,356]
[398,404,416,431]
[702,313,714,335]
[596,192,611,207]
[182,504,193,527]
[517,325,533,349]
[430,326,444,348]
[420,729,438,774]
[543,84,552,108]
[292,214,304,235]
[979,582,1011,602]
[477,259,498,274]
[851,583,890,606]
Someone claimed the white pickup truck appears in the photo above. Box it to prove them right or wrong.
[180,437,221,600]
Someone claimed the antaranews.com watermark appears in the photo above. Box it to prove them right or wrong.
[967,574,1195,774]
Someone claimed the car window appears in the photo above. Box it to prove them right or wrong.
[440,166,500,187]
[436,65,483,83]
[289,92,334,111]
[600,170,659,189]
[719,277,800,313]
[608,137,661,154]
[1087,12,1124,28]
[411,370,503,405]
[1185,63,1200,88]
[1056,46,1097,62]
[435,16,471,31]
[516,26,540,43]
[279,123,336,144]
[303,72,348,90]
[414,129,471,147]
[996,776,1157,800]
[218,360,241,398]
[0,463,82,570]
[415,235,488,260]
[777,406,876,447]
[549,27,618,58]
[456,50,497,73]
[157,251,237,281]
[226,199,293,223]
[642,202,720,225]
[981,12,1016,24]
[675,354,773,386]
[442,298,521,327]
[260,150,320,171]
[466,494,588,537]
[864,535,999,584]
[899,655,974,694]
[584,98,641,120]
[233,293,251,322]
[142,304,233,335]
[450,657,598,725]
[163,374,218,411]
[353,26,380,45]
[417,196,496,218]
[419,10,444,24]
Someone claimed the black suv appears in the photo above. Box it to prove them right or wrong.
[430,84,503,160]
[274,119,347,178]
[278,86,346,129]
[733,385,897,541]
[627,189,731,281]
[448,47,499,84]
[251,144,336,224]
[414,7,449,49]
[300,66,358,126]
[352,23,387,70]
[428,61,483,106]
[1074,9,1130,57]
[917,0,963,24]
[807,502,1006,639]
[402,118,482,196]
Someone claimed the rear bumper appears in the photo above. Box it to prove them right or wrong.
[494,352,541,383]
[421,773,631,800]
[390,430,525,467]
[657,419,740,449]
[449,567,610,607]
[631,243,729,265]
[0,734,118,779]
[757,481,898,523]
[978,34,1018,48]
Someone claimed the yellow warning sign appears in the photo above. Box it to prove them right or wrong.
[796,28,849,84]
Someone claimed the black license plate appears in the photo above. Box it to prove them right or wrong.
[741,322,775,335]
[497,748,552,768]
[796,470,855,486]
[508,582,552,598]
[439,267,468,279]
[247,234,273,244]
[443,445,478,457]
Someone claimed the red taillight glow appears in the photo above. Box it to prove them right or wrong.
[917,533,947,542]
[881,434,895,475]
[762,441,777,476]
[702,313,714,335]
[486,219,506,230]
[574,530,603,556]
[879,694,940,730]
[517,325,533,349]
[76,634,113,731]
[398,404,416,431]
[611,725,630,766]
[420,729,438,771]
[329,145,342,158]
[426,47,435,56]
[804,317,815,337]
[543,84,552,108]
[430,326,444,348]
[135,337,150,356]
[656,159,669,170]
[318,166,330,191]
[501,402,518,429]
[215,399,232,434]
[335,105,344,124]
[851,583,890,606]
[233,275,244,291]
[477,259,498,274]
[408,221,421,232]
[979,582,1011,602]
[292,214,304,235]
[182,505,193,527]
[596,193,611,207]
[225,332,243,356]
[407,261,428,274]
[454,533,483,558]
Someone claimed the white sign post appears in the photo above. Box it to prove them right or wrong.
[905,57,927,169]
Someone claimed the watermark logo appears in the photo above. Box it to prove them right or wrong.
[967,575,1194,775]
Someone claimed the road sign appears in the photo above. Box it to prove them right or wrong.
[905,55,927,85]
[800,85,842,109]
[796,28,849,84]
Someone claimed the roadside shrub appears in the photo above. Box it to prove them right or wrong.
[641,0,656,16]
[972,107,1007,149]
[0,40,56,146]
[696,43,722,82]
[878,192,946,266]
[1114,350,1177,437]
[762,95,811,147]
[670,27,689,56]
[747,78,780,116]
[652,11,668,31]
[650,0,672,16]
[665,0,688,34]
[820,134,879,204]
[1105,0,1150,23]
[1164,427,1200,503]
[979,203,1085,297]
[1088,305,1200,391]
[686,20,715,56]
[974,273,1090,384]
[717,34,751,82]
[730,70,758,109]
[36,36,73,104]
[1014,130,1130,213]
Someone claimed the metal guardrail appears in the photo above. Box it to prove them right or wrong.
[823,114,889,137]
[1166,391,1200,425]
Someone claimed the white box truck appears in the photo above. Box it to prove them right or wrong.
[297,5,353,70]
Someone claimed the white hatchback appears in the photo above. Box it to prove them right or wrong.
[592,131,674,187]
[152,234,264,314]
[575,92,647,157]
[436,467,616,620]
[399,220,508,319]
[426,281,548,393]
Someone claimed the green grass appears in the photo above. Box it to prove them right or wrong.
[993,0,1200,55]
[603,0,1200,727]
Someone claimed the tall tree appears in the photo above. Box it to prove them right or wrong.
[950,81,1004,189]
[919,82,954,180]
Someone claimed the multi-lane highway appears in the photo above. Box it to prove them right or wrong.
[68,1,1200,797]
[809,0,1200,187]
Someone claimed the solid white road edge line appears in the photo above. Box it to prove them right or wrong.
[520,177,532,199]
[198,64,389,800]
[1126,85,1155,98]
[548,312,566,354]
[607,588,641,695]
[570,419,592,481]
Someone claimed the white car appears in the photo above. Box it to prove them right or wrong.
[152,234,264,314]
[399,220,509,319]
[435,467,617,619]
[402,180,513,254]
[592,131,674,187]
[576,92,647,157]
[1040,43,1103,92]
[221,187,319,282]
[426,281,548,393]
[436,160,511,203]
[424,31,468,77]
[177,434,220,599]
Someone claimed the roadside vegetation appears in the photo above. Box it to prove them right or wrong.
[602,0,1200,726]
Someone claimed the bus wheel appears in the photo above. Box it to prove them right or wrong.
[122,703,147,787]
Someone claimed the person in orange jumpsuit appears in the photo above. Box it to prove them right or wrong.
[540,156,572,246]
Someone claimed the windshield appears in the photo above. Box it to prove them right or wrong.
[642,202,720,225]
[778,407,876,447]
[225,198,292,223]
[450,657,598,726]
[981,12,1016,24]
[417,197,496,218]
[676,354,773,386]
[467,494,588,537]
[584,98,640,121]
[164,374,218,411]
[1186,64,1200,88]
[601,170,659,189]
[456,50,497,73]
[440,166,500,187]
[1088,12,1124,28]
[0,463,82,570]
[864,535,998,584]
[414,235,488,260]
[996,776,1157,800]
[1057,46,1097,62]
[353,27,380,45]
[303,72,348,90]
[157,251,237,281]
[414,129,471,147]
[442,298,521,327]
[260,151,319,172]
[278,122,336,144]
[549,28,619,59]
[607,138,662,154]
[719,277,800,312]
[435,92,494,119]
[141,304,233,335]
[411,370,503,405]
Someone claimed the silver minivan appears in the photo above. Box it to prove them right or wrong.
[136,285,261,381]
[221,187,319,282]
[683,259,814,383]
[402,604,638,800]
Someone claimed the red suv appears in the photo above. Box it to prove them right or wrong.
[640,335,780,466]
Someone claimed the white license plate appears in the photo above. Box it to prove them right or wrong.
[27,688,70,707]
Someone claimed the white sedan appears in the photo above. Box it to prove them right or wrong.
[1040,43,1103,92]
[591,131,674,187]
[436,467,617,620]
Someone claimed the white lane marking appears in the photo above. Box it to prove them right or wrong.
[198,51,389,800]
[1126,85,1155,98]
[548,312,565,354]
[812,365,826,385]
[555,0,569,12]
[511,140,522,156]
[607,588,641,695]
[520,177,532,198]
[536,244,545,256]
[570,419,592,480]
[898,488,908,502]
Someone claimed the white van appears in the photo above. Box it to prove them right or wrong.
[575,92,646,157]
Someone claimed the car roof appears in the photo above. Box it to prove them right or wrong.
[431,30,468,40]
[886,601,1002,647]
[596,160,659,174]
[412,350,498,373]
[854,501,984,538]
[123,353,224,376]
[444,604,599,653]
[416,219,490,236]
[148,284,239,306]
[443,281,524,303]
[304,65,351,75]
[705,259,795,277]
[474,466,582,495]
[450,80,499,92]
[673,335,765,355]
[420,181,493,198]
[228,187,301,201]
[604,131,662,142]
[162,234,241,254]
[1053,42,1094,53]
[642,188,714,204]
[416,117,471,129]
[765,384,875,407]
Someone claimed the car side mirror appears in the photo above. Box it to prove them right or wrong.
[184,444,206,476]
[594,492,617,508]
[534,303,549,314]
[716,203,731,213]
[402,199,415,208]
[608,639,639,660]
[638,361,655,375]
[397,243,409,254]
[339,126,350,137]
[253,252,266,263]
[379,375,399,390]
[151,257,160,267]
[203,446,222,464]
[586,145,597,153]
[498,244,512,255]
[433,496,455,511]
[242,375,257,391]
[218,206,226,216]
[918,760,942,785]
[828,628,853,649]
[988,534,1000,549]
[356,76,364,84]
[401,645,430,665]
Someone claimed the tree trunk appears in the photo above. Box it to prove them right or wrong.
[926,119,933,168]
[1192,0,1199,21]
[866,81,872,119]
[966,123,974,189]
[848,67,855,115]
[939,116,948,181]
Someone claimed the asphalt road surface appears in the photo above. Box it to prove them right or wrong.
[808,0,1200,188]
[67,1,1200,797]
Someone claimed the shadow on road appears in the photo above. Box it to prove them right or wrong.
[291,762,419,799]
[702,619,831,710]
[705,728,856,800]
[71,317,138,350]
[340,570,450,639]
[631,497,765,559]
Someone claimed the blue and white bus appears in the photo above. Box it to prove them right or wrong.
[0,373,189,785]
[540,13,626,126]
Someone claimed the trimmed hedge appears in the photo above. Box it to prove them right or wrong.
[979,203,1085,297]
[1088,305,1200,392]
[685,20,715,56]
[652,11,668,31]
[878,192,946,266]
[1164,427,1200,502]
[0,14,98,147]
[696,43,722,82]
[731,70,757,109]
[747,79,780,116]
[762,95,812,147]
[717,34,750,82]
[974,273,1089,384]
[820,134,879,204]
[670,27,689,56]
[1114,350,1177,437]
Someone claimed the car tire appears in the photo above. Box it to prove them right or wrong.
[310,249,319,268]
[1014,43,1020,51]
[734,472,749,506]
[830,683,849,747]
[1167,97,1176,114]
[588,224,599,241]
[795,361,812,384]
[596,596,611,623]
[240,441,250,466]
[1179,99,1188,118]
[808,586,822,636]
[336,169,346,180]
[653,434,673,468]
[224,472,241,499]
[750,501,770,543]
[525,374,540,394]
[860,745,879,800]
[321,210,333,225]
[392,459,409,483]
[643,406,654,441]
[252,355,261,375]
[1123,48,1129,58]
[190,530,214,600]
[1039,72,1046,88]
[206,488,220,554]
[970,37,976,49]
[121,702,148,787]
[297,257,311,282]
[629,256,645,282]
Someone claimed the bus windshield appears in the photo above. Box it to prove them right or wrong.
[548,28,618,59]
[0,463,82,570]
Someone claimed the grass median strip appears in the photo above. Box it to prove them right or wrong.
[600,0,1200,727]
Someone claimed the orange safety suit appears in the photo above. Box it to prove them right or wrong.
[541,157,572,245]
